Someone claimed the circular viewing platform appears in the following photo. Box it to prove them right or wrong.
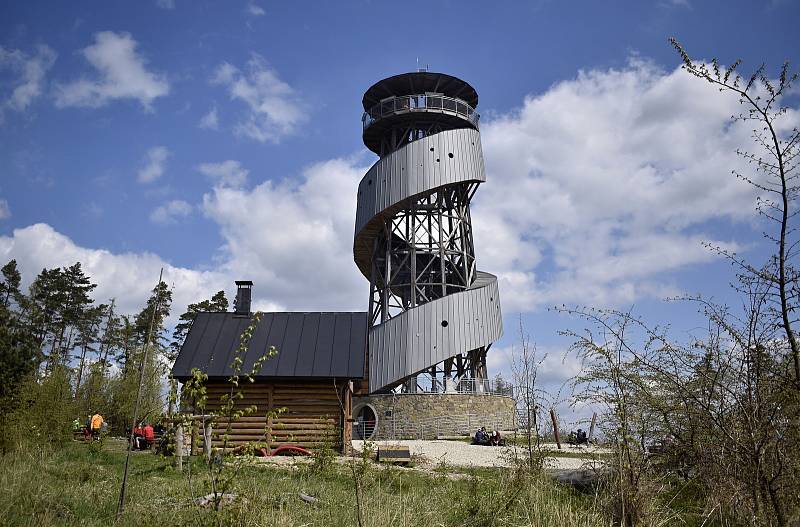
[361,93,480,154]
[361,93,480,132]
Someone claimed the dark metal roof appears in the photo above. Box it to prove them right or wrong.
[171,312,367,380]
[362,72,479,110]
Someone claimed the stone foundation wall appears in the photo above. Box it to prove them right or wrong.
[353,393,516,440]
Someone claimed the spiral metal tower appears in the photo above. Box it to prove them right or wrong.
[354,72,503,393]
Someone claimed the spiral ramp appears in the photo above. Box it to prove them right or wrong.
[354,72,503,393]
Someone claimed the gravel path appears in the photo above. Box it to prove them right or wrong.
[351,440,608,471]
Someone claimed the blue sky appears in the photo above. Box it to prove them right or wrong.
[2,0,799,423]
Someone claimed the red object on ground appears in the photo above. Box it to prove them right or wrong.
[271,445,312,457]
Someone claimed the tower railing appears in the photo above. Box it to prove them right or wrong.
[362,93,480,131]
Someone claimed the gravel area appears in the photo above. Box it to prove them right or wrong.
[351,440,609,471]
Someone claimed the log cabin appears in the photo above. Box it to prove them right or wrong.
[171,281,367,453]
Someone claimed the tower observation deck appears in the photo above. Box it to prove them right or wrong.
[354,72,503,394]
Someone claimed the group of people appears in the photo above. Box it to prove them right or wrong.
[73,413,107,441]
[473,426,505,446]
[567,428,589,446]
[131,422,156,450]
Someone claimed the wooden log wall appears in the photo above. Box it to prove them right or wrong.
[197,380,350,452]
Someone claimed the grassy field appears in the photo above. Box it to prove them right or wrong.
[0,439,612,527]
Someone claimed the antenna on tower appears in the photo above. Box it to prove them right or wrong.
[417,58,428,73]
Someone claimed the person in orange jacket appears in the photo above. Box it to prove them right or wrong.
[90,413,104,440]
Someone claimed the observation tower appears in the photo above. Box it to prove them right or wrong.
[354,71,503,394]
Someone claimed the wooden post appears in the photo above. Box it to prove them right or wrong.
[550,408,561,450]
[266,385,273,455]
[203,419,212,462]
[588,412,597,442]
[175,423,184,470]
[342,381,353,454]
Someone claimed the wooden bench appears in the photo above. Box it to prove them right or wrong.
[377,445,411,464]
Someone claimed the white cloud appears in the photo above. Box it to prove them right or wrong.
[197,160,248,188]
[155,0,175,8]
[0,199,10,220]
[198,105,219,130]
[5,57,796,381]
[150,199,192,224]
[137,146,170,183]
[659,0,692,9]
[0,155,369,317]
[54,31,169,110]
[246,2,265,16]
[0,223,227,320]
[201,156,369,310]
[211,54,306,143]
[473,58,778,311]
[0,44,56,122]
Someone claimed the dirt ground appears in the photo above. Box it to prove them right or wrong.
[349,440,609,470]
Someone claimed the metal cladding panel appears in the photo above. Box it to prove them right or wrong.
[259,313,288,376]
[240,312,273,374]
[294,313,320,377]
[368,273,503,392]
[277,314,305,376]
[219,316,255,377]
[197,313,227,374]
[351,314,367,376]
[329,314,351,377]
[353,128,486,275]
[172,312,210,375]
[171,312,368,380]
[312,313,335,376]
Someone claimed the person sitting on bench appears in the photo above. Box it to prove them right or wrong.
[576,428,588,445]
[132,424,145,450]
[473,427,490,445]
[143,422,155,449]
[490,430,505,446]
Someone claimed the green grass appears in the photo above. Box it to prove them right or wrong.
[0,438,721,526]
[0,439,611,527]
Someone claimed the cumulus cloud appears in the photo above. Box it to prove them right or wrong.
[0,156,369,318]
[201,156,369,311]
[246,2,265,16]
[54,31,169,110]
[198,105,219,129]
[211,54,306,143]
[137,146,170,183]
[473,58,769,311]
[0,223,227,320]
[0,44,56,122]
[6,57,795,378]
[0,199,10,219]
[150,199,192,224]
[197,160,249,188]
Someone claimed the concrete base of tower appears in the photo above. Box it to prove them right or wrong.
[352,393,516,441]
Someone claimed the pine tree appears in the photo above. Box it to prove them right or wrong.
[0,260,36,402]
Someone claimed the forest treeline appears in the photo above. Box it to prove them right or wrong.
[0,259,228,451]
